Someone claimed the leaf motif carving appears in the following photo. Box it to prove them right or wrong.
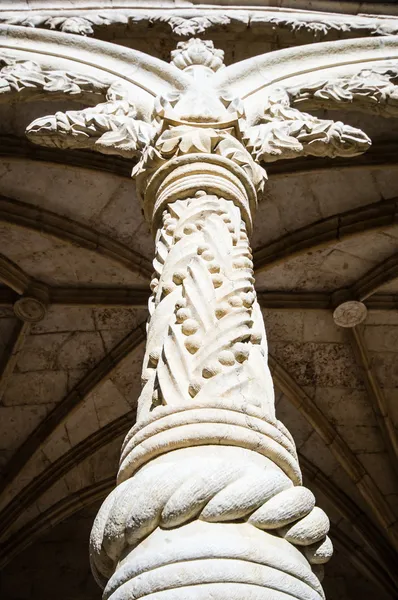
[157,324,192,405]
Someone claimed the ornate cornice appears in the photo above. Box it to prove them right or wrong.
[1,7,398,42]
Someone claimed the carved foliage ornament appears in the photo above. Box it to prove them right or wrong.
[287,66,398,117]
[26,82,156,158]
[171,38,225,72]
[245,88,371,162]
[19,40,395,167]
[0,57,110,103]
[2,9,398,40]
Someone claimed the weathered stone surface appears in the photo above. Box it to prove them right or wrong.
[271,341,364,388]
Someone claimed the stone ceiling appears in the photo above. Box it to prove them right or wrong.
[0,2,398,600]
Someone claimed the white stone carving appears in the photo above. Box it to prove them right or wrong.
[23,39,375,165]
[251,12,398,39]
[0,56,110,103]
[171,39,225,73]
[244,88,371,162]
[1,8,398,41]
[91,185,333,599]
[138,192,271,418]
[333,301,368,328]
[26,83,156,157]
[87,42,333,596]
[159,14,233,37]
[288,65,398,117]
[13,283,49,323]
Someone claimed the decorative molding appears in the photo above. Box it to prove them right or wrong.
[0,322,146,497]
[287,65,398,117]
[0,253,30,294]
[352,251,398,301]
[49,286,150,307]
[257,291,331,310]
[250,11,398,39]
[365,293,398,310]
[0,56,111,104]
[1,8,398,41]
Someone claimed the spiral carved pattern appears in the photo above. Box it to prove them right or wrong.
[139,191,275,422]
[90,191,332,600]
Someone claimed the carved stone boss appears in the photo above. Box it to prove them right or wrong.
[18,37,398,600]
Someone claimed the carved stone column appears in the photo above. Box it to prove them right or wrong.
[90,40,333,600]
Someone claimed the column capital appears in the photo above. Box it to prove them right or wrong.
[133,118,266,234]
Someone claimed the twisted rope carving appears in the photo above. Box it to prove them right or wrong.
[92,405,331,582]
